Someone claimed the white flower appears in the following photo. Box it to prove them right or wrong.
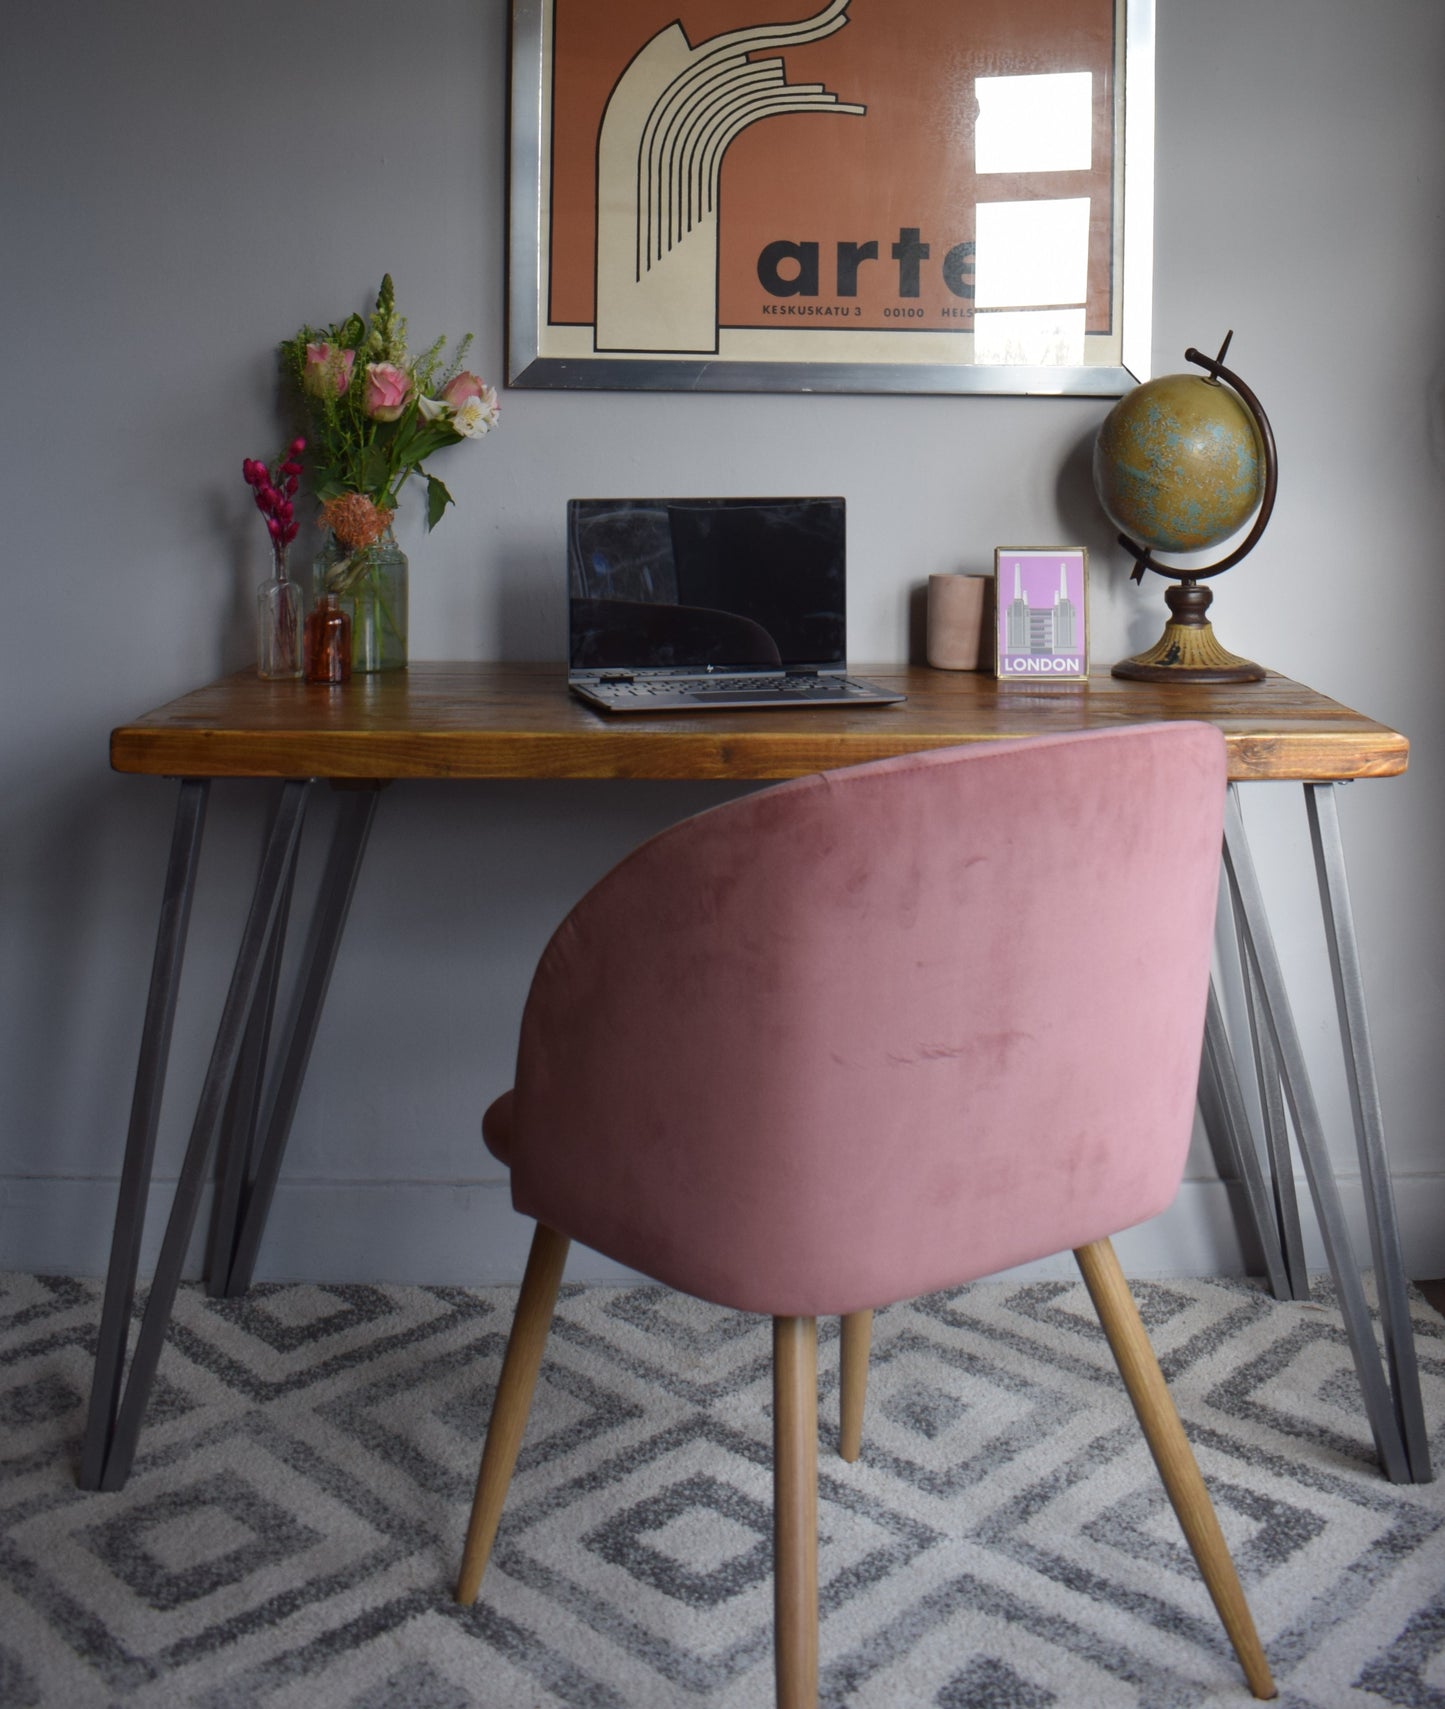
[453,387,500,438]
[416,394,452,423]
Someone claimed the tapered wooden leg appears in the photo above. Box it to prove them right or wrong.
[774,1316,819,1709]
[455,1223,571,1605]
[1074,1239,1277,1700]
[838,1310,872,1462]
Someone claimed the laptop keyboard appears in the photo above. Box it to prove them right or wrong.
[690,676,846,695]
[603,675,876,701]
[575,673,903,711]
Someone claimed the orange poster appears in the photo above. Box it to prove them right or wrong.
[511,0,1149,391]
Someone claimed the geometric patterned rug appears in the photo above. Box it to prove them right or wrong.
[2,1271,1442,1709]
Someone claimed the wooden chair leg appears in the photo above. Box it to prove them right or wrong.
[774,1316,819,1709]
[455,1222,571,1605]
[1074,1238,1277,1701]
[838,1309,872,1462]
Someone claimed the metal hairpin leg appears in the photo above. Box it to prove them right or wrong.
[1221,785,1417,1483]
[80,779,311,1491]
[79,780,210,1490]
[1230,886,1312,1301]
[220,784,381,1297]
[1199,980,1292,1301]
[206,831,299,1295]
[1305,783,1432,1481]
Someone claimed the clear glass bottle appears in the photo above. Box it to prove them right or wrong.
[311,528,409,673]
[256,541,302,679]
[304,592,352,684]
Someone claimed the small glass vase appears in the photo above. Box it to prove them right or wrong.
[304,593,352,684]
[311,528,409,673]
[256,542,302,679]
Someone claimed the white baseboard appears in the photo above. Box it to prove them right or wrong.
[4,1171,1444,1286]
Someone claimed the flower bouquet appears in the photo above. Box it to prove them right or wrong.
[280,275,499,670]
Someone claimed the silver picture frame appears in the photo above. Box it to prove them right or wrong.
[507,0,1153,397]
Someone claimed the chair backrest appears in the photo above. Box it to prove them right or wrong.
[505,724,1227,1317]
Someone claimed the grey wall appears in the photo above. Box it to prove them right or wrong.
[2,0,1442,1285]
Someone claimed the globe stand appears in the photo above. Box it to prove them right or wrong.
[1113,578,1264,683]
[1108,334,1277,685]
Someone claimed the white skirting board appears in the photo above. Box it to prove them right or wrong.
[3,1170,1443,1286]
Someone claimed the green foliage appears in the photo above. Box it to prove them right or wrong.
[425,474,453,532]
[279,278,493,532]
[360,273,407,366]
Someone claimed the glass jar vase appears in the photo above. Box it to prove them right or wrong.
[311,528,409,673]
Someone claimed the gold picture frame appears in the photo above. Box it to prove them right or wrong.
[994,547,1090,680]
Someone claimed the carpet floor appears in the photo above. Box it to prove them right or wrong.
[1,1270,1442,1708]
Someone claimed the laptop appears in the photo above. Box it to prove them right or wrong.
[566,497,905,713]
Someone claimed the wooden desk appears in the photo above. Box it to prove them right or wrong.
[83,666,1429,1490]
[111,662,1409,782]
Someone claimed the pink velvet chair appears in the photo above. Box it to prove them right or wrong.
[454,724,1275,1705]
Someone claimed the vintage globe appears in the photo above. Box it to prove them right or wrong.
[1092,372,1264,555]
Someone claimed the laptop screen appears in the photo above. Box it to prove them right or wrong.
[568,497,846,673]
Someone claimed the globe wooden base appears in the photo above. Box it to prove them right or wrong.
[1113,620,1265,684]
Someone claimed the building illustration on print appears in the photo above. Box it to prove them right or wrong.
[1006,561,1076,654]
[997,550,1088,678]
[594,0,865,354]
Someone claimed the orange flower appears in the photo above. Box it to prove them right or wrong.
[319,493,394,551]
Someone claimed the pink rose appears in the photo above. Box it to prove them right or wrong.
[302,342,355,398]
[441,370,487,408]
[363,361,412,422]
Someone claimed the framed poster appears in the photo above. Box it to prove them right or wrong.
[995,547,1089,680]
[508,0,1153,396]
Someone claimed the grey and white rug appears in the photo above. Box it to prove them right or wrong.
[1,1270,1442,1708]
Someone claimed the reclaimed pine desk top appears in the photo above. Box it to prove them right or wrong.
[110,664,1409,784]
